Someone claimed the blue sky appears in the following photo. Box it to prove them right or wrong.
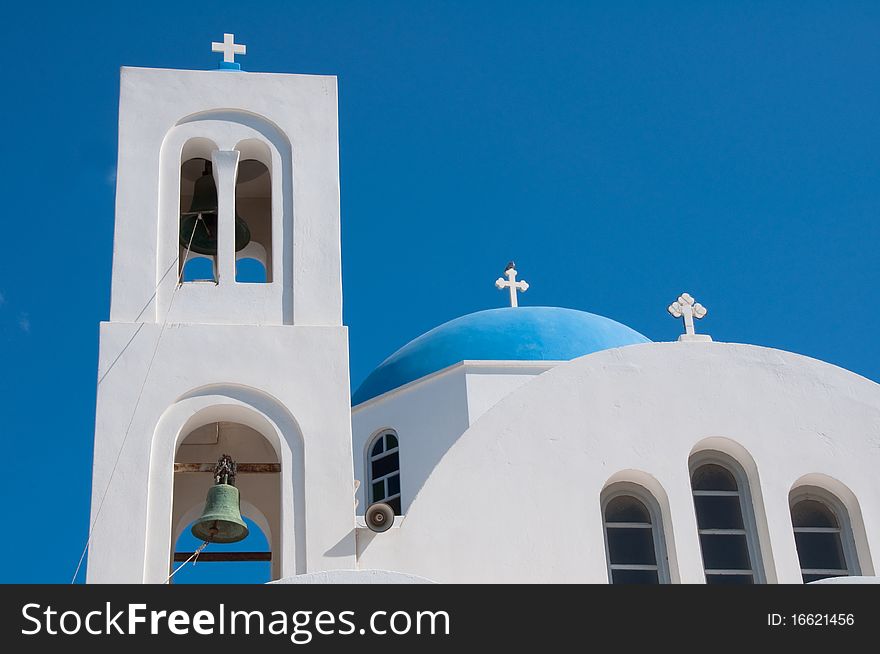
[1,2,878,582]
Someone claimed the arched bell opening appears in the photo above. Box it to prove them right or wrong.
[171,421,281,582]
[234,141,272,283]
[178,138,220,281]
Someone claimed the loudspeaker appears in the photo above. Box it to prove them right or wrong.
[365,502,395,533]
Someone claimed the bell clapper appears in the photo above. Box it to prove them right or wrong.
[197,212,213,237]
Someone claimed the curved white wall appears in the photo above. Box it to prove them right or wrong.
[356,342,880,583]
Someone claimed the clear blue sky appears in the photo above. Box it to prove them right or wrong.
[1,2,878,582]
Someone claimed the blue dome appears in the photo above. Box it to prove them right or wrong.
[352,306,650,405]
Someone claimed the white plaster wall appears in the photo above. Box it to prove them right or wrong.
[352,368,470,514]
[464,363,555,423]
[88,322,356,583]
[352,362,554,515]
[355,342,880,583]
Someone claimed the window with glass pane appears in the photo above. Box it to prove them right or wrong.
[791,498,849,582]
[604,495,660,584]
[368,431,401,515]
[691,463,755,584]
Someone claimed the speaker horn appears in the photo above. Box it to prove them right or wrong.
[365,502,395,533]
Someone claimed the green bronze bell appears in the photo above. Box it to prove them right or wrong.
[191,455,249,544]
[180,161,251,256]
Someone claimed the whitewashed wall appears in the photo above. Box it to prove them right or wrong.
[352,362,553,513]
[356,342,880,583]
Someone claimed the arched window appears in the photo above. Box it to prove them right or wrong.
[690,458,763,584]
[367,430,401,515]
[790,489,859,582]
[602,486,669,584]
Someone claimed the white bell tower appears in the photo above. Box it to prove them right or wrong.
[86,44,355,582]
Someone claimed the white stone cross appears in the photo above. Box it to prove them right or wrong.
[212,33,247,63]
[668,292,711,341]
[495,262,529,307]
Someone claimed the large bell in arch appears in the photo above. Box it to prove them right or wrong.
[180,161,251,256]
[191,454,249,544]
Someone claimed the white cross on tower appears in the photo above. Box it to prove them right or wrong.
[495,262,529,307]
[668,292,711,341]
[212,33,247,64]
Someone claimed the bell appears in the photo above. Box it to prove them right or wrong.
[180,161,251,255]
[191,454,249,544]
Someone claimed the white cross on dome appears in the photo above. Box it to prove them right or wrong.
[495,262,529,307]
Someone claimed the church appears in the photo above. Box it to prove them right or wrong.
[86,36,879,584]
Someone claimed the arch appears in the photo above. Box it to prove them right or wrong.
[601,478,672,584]
[180,137,219,163]
[689,437,776,583]
[156,110,293,323]
[235,137,274,168]
[178,138,220,280]
[790,473,874,578]
[233,142,272,283]
[171,420,280,579]
[602,470,680,583]
[688,446,767,584]
[365,428,401,515]
[145,384,306,583]
[176,109,292,151]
